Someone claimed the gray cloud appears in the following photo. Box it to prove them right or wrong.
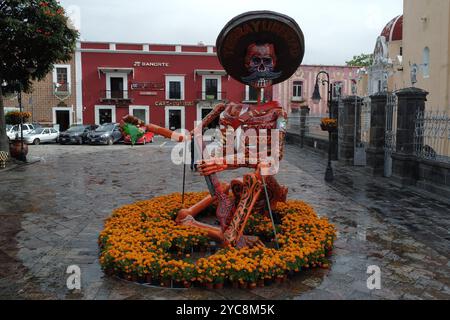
[60,0,403,65]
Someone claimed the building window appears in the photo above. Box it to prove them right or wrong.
[129,106,149,124]
[52,64,71,94]
[423,47,430,78]
[105,73,128,99]
[95,106,116,125]
[205,79,218,100]
[332,82,343,99]
[165,76,185,100]
[292,81,303,100]
[201,75,222,100]
[169,81,181,99]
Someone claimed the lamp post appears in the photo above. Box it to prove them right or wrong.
[311,71,334,182]
[16,66,36,162]
[16,81,27,162]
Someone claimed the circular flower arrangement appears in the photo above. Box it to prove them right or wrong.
[99,192,336,289]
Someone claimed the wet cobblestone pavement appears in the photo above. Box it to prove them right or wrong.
[0,140,449,300]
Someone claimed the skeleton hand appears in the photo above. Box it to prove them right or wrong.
[198,158,228,176]
[256,159,275,177]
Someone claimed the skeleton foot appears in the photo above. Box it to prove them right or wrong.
[179,216,224,243]
[236,236,265,249]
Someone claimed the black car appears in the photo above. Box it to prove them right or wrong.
[87,123,123,145]
[59,125,98,145]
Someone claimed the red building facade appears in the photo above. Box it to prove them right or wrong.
[78,42,266,131]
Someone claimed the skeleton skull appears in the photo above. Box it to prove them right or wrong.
[242,43,282,89]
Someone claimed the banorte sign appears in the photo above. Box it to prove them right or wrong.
[133,61,170,67]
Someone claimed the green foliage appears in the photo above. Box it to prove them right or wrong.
[0,0,79,93]
[345,53,374,67]
[122,123,144,145]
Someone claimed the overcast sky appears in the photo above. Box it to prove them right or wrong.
[60,0,403,65]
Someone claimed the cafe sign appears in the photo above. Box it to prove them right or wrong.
[155,100,195,107]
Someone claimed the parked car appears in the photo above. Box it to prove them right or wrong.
[23,127,59,145]
[59,125,98,145]
[6,124,35,141]
[123,129,154,145]
[87,123,122,145]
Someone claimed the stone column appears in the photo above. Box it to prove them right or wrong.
[299,106,310,148]
[391,87,428,185]
[338,96,362,164]
[366,92,388,176]
[330,100,339,160]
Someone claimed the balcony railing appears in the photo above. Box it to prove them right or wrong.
[100,90,133,104]
[242,90,273,103]
[197,91,227,101]
[53,83,71,96]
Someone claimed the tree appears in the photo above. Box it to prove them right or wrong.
[345,53,374,67]
[0,0,78,153]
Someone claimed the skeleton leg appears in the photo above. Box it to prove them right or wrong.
[177,195,216,223]
[176,183,230,223]
[223,173,262,247]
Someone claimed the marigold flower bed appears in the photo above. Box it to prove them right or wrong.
[99,192,336,288]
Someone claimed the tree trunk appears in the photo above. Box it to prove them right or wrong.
[0,82,9,153]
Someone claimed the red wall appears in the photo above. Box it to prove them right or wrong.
[81,43,272,130]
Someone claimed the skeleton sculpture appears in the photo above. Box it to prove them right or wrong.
[123,11,305,248]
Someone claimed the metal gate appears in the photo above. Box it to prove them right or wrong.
[384,93,398,177]
[354,96,371,166]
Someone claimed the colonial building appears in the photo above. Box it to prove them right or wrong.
[77,41,268,131]
[360,0,450,110]
[3,55,78,132]
[275,65,360,116]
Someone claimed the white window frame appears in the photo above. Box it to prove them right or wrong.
[292,81,303,100]
[52,107,73,128]
[202,75,222,100]
[106,72,128,99]
[129,105,150,124]
[165,106,185,130]
[53,64,71,93]
[196,104,213,123]
[165,75,185,100]
[95,105,116,125]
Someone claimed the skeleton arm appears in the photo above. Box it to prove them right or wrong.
[192,103,226,135]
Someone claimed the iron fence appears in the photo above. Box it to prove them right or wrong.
[415,110,450,163]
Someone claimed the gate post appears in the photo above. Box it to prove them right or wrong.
[299,106,310,148]
[330,100,339,160]
[366,92,388,176]
[391,87,428,185]
[338,96,362,164]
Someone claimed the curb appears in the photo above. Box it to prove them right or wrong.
[0,158,41,173]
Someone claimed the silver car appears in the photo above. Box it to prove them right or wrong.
[6,124,35,141]
[24,128,59,145]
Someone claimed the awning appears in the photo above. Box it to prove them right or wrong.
[194,69,227,81]
[98,67,134,78]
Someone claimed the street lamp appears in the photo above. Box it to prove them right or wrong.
[16,81,27,162]
[311,71,334,182]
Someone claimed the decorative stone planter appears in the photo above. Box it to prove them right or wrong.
[9,140,28,160]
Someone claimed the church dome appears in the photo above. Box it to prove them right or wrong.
[381,15,403,42]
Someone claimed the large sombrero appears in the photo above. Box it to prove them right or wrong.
[216,11,305,86]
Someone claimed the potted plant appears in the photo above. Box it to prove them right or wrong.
[7,111,32,160]
[320,118,338,132]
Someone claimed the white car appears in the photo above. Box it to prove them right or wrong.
[23,128,59,145]
[6,124,35,141]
